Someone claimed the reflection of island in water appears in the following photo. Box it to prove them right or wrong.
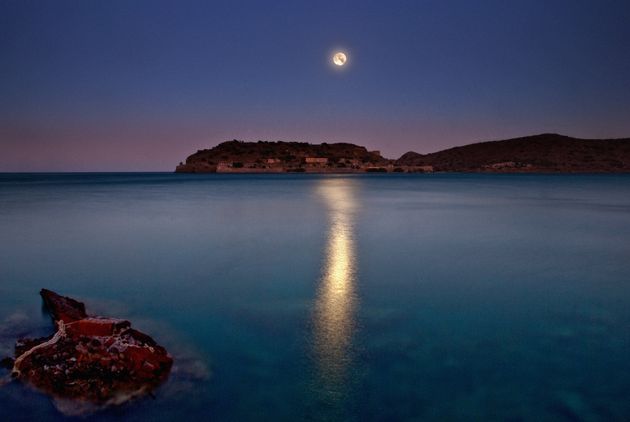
[312,178,359,402]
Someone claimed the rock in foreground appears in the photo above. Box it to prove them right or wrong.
[7,289,172,415]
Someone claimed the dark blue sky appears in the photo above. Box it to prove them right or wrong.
[1,0,629,171]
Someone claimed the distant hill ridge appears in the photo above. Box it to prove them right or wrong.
[176,134,630,173]
[396,133,630,172]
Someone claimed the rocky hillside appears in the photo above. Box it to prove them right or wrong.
[176,140,388,173]
[176,134,630,173]
[396,134,630,172]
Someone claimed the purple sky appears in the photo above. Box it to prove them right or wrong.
[2,0,629,171]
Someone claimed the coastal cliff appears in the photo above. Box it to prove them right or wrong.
[176,134,630,173]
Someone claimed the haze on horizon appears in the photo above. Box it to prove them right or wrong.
[1,0,629,172]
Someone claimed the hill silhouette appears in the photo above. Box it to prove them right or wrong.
[396,134,630,172]
[176,134,630,173]
[176,140,387,173]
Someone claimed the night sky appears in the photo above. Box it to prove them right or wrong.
[2,0,629,171]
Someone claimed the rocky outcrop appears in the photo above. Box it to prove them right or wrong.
[4,289,172,415]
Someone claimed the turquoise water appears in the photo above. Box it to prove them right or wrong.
[1,173,629,421]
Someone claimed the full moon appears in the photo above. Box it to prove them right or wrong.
[333,52,347,66]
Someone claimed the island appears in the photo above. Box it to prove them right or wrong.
[175,133,630,173]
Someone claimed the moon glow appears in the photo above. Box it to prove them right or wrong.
[333,52,347,66]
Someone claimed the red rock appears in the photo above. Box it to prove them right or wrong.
[40,289,87,323]
[6,290,173,415]
[65,318,130,337]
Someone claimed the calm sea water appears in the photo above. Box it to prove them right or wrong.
[1,173,629,421]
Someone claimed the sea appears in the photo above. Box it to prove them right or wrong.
[1,173,629,421]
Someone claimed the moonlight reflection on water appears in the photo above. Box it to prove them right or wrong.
[312,178,359,401]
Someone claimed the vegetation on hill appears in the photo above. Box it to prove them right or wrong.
[176,140,387,173]
[176,134,630,173]
[396,134,630,172]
